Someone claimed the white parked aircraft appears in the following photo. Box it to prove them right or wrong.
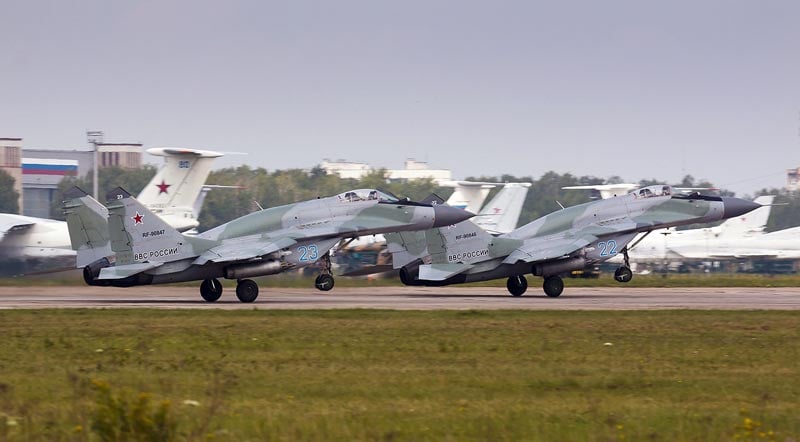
[473,182,532,234]
[623,195,775,263]
[441,180,500,214]
[0,148,226,269]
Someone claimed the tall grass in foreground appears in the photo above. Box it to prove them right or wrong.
[0,309,797,440]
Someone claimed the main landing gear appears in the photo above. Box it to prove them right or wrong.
[235,279,259,303]
[542,275,564,298]
[614,248,633,283]
[505,274,563,298]
[199,278,260,303]
[506,275,528,297]
[200,278,223,302]
[314,253,335,292]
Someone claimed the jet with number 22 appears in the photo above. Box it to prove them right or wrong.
[63,187,473,303]
[387,185,761,297]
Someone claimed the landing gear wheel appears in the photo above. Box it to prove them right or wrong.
[314,274,335,291]
[200,278,223,302]
[543,276,564,298]
[506,275,528,297]
[614,266,633,283]
[235,279,259,303]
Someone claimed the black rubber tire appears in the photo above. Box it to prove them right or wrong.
[200,278,223,302]
[399,267,413,286]
[506,275,528,297]
[235,279,259,303]
[614,266,633,283]
[543,276,564,298]
[315,274,335,291]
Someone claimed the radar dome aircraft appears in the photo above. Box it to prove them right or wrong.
[63,187,473,302]
[385,185,761,297]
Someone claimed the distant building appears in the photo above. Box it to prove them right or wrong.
[386,159,452,183]
[0,138,23,212]
[22,143,143,218]
[320,158,452,183]
[788,167,800,191]
[320,159,372,179]
[22,158,79,218]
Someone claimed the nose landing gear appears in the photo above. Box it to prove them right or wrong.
[615,248,633,283]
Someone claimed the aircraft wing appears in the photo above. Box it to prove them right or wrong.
[502,233,598,264]
[194,236,297,265]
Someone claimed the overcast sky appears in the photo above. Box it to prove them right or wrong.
[2,0,799,196]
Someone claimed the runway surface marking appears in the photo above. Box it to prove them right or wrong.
[1,286,799,310]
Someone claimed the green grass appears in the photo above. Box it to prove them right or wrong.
[3,270,800,288]
[0,310,798,440]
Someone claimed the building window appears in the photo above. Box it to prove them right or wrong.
[3,147,20,167]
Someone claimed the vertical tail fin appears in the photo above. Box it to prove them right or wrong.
[136,148,224,231]
[63,187,113,268]
[106,187,201,265]
[474,182,531,234]
[443,181,498,213]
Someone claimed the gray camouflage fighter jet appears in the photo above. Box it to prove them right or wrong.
[63,187,473,302]
[385,185,761,297]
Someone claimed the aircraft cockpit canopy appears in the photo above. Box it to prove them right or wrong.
[337,189,399,203]
[631,185,672,199]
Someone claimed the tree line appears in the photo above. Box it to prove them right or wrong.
[1,166,798,233]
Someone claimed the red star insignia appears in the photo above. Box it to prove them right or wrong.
[492,207,502,214]
[132,212,144,225]
[156,180,171,195]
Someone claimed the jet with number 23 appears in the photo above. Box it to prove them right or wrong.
[63,187,473,303]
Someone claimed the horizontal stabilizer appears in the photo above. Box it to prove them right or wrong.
[418,263,473,281]
[99,262,163,279]
[337,264,395,277]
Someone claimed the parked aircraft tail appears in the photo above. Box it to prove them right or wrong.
[474,182,531,234]
[137,148,224,232]
[442,181,498,214]
[714,195,774,239]
[62,187,113,268]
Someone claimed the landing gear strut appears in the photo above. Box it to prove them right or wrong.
[236,279,259,303]
[200,278,223,302]
[543,275,564,298]
[315,253,335,291]
[506,275,528,297]
[615,248,633,283]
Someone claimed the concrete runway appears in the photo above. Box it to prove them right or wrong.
[0,285,799,310]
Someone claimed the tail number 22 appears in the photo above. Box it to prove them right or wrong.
[598,240,617,257]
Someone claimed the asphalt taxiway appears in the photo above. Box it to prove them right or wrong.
[0,286,798,310]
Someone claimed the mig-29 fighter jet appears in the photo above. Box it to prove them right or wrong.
[385,185,761,297]
[63,187,473,303]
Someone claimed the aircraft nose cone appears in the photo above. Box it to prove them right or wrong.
[432,205,474,227]
[721,197,761,219]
